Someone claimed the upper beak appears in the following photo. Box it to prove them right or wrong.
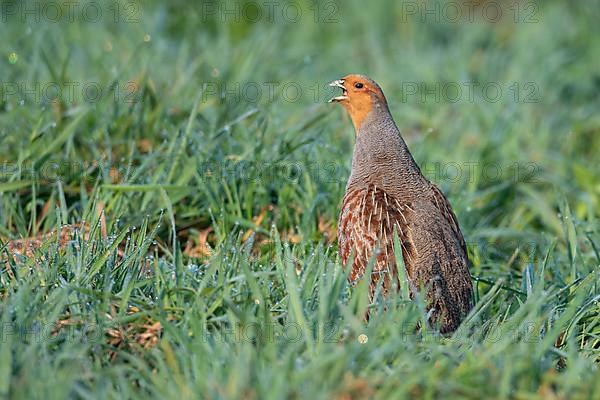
[328,79,348,103]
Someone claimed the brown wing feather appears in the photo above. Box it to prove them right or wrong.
[408,184,472,332]
[430,185,467,254]
[338,185,416,298]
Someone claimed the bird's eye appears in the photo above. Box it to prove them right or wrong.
[354,82,364,89]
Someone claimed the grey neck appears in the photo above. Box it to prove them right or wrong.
[347,105,427,197]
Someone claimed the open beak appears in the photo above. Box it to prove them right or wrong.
[328,79,348,103]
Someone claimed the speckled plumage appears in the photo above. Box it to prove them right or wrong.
[332,74,473,333]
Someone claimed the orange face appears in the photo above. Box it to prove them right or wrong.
[328,74,387,131]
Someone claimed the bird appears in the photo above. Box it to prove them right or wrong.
[329,74,473,333]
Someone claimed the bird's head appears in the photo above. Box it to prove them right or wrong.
[328,74,388,131]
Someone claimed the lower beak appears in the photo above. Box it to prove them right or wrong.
[328,79,348,103]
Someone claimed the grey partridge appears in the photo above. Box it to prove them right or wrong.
[329,74,473,333]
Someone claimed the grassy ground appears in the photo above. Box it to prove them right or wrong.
[1,0,600,398]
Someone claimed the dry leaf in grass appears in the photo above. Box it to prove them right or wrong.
[183,227,213,258]
[335,372,375,400]
[105,307,163,359]
[136,321,162,349]
[2,203,125,275]
[318,216,337,244]
[3,223,91,260]
[137,139,153,153]
[282,230,302,244]
[242,207,268,243]
[51,318,82,337]
[106,327,125,352]
[2,205,107,263]
[109,167,122,184]
[36,198,54,232]
[537,369,564,400]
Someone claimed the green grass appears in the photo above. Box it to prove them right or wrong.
[1,0,600,398]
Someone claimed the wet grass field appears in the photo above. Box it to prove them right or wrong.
[1,0,600,398]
